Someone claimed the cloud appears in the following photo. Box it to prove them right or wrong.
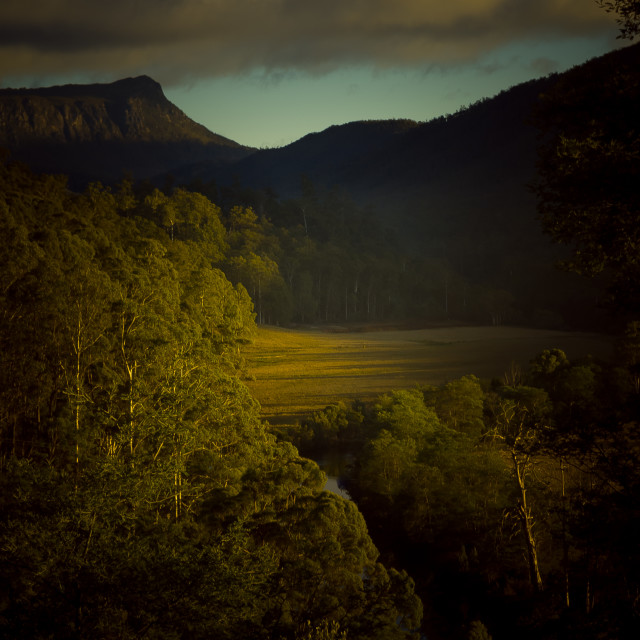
[528,56,561,76]
[0,0,618,86]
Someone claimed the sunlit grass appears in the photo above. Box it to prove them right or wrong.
[244,325,613,426]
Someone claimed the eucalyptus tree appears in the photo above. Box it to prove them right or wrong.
[1,161,428,639]
[533,30,640,314]
[485,385,553,593]
[598,0,640,39]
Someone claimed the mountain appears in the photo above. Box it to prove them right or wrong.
[209,42,639,247]
[0,75,254,184]
[2,44,638,329]
[184,73,550,290]
[212,118,422,196]
[216,77,545,247]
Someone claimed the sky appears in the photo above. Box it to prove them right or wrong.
[0,1,625,148]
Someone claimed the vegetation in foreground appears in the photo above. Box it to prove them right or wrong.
[300,348,640,639]
[0,160,422,639]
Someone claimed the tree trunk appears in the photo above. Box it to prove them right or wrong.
[75,310,82,489]
[561,459,570,608]
[513,452,544,592]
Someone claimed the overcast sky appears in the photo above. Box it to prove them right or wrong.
[0,1,624,147]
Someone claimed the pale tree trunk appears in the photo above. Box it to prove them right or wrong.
[75,312,81,488]
[175,470,181,522]
[120,310,137,458]
[67,274,109,483]
[513,451,544,592]
[561,459,570,608]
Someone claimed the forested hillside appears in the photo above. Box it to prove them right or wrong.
[2,153,638,639]
[0,159,422,639]
[5,46,640,331]
[299,354,640,639]
[173,174,601,330]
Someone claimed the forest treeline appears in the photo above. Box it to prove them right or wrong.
[299,343,640,639]
[141,173,583,331]
[0,159,422,639]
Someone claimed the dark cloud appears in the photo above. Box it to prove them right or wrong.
[0,0,618,85]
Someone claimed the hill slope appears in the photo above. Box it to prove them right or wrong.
[2,44,638,329]
[209,42,638,249]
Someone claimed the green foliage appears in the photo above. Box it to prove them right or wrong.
[0,161,421,639]
[305,401,365,447]
[529,348,570,380]
[343,344,640,639]
[359,429,419,497]
[244,491,422,639]
[598,0,640,39]
[533,42,640,312]
[468,620,493,640]
[374,388,441,443]
[297,620,348,640]
[198,176,541,328]
[431,375,485,437]
[0,459,280,639]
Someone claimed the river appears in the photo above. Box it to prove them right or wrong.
[312,450,354,500]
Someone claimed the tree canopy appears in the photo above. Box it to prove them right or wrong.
[0,159,422,639]
[533,39,640,314]
[598,0,640,39]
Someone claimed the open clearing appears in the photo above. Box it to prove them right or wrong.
[244,325,613,425]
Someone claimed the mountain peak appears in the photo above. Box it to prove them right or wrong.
[101,75,166,102]
[0,75,166,103]
[0,75,254,183]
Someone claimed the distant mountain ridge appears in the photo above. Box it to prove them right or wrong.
[215,42,639,251]
[2,45,638,330]
[213,118,421,197]
[3,44,637,201]
[0,75,253,183]
[2,44,638,260]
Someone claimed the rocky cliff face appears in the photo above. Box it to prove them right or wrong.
[0,76,253,183]
[0,95,122,146]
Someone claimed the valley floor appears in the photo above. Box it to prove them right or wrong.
[244,325,613,425]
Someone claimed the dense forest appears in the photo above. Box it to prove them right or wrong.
[2,142,638,637]
[299,349,640,639]
[0,160,422,639]
[167,174,600,332]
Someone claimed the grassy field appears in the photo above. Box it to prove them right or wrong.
[243,325,614,426]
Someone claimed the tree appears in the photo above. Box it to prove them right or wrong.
[294,270,318,323]
[1,161,426,639]
[533,35,640,312]
[358,430,419,497]
[374,389,440,444]
[431,375,485,437]
[486,385,552,593]
[169,189,228,262]
[227,252,283,324]
[250,491,423,639]
[598,1,640,39]
[60,256,114,484]
[145,188,179,241]
[468,620,493,640]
